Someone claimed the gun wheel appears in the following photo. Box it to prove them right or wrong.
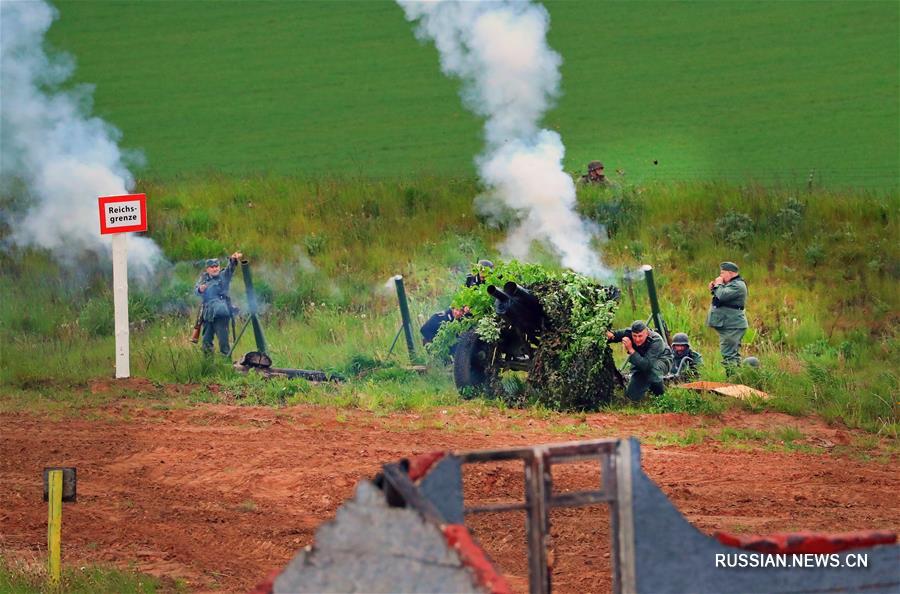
[453,331,494,396]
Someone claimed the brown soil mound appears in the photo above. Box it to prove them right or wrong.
[1,403,897,593]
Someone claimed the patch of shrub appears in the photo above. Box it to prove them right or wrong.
[716,210,755,249]
[804,243,825,267]
[304,234,326,257]
[771,196,805,236]
[663,222,694,254]
[79,297,114,337]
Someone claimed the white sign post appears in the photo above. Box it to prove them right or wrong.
[98,193,147,379]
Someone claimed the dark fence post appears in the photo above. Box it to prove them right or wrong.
[393,275,416,362]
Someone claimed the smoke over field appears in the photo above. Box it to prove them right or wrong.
[0,0,162,277]
[398,0,609,278]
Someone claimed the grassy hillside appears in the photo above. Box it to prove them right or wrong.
[44,0,899,187]
[2,178,897,434]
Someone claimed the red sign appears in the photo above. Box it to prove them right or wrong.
[98,193,147,235]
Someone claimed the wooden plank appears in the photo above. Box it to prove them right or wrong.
[47,469,62,587]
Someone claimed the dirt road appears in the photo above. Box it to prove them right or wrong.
[1,396,897,593]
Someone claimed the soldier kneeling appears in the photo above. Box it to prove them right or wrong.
[607,320,673,401]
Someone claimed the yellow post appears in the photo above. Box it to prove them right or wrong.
[47,469,62,588]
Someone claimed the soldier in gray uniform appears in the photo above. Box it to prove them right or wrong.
[195,252,242,355]
[607,320,674,401]
[670,332,703,379]
[706,261,748,373]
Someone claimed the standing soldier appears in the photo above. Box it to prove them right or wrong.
[196,252,242,356]
[707,261,748,373]
[606,320,673,401]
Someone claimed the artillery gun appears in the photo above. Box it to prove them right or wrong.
[453,280,621,403]
[453,282,544,390]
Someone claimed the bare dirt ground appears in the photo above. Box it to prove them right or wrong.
[1,386,897,593]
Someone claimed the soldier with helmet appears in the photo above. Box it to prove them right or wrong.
[670,332,703,379]
[581,161,609,185]
[707,261,749,373]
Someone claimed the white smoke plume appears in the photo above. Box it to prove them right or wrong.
[0,0,162,278]
[398,0,608,277]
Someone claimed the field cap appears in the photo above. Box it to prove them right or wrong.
[206,258,220,267]
[478,259,495,269]
[630,320,648,333]
[720,261,739,273]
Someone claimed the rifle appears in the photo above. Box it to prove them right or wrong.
[190,304,204,343]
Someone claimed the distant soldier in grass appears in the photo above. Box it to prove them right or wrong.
[670,332,703,379]
[465,259,494,287]
[707,261,748,373]
[606,320,674,401]
[420,306,471,345]
[196,252,242,355]
[580,161,609,186]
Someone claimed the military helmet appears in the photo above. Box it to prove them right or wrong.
[477,259,495,269]
[205,258,220,267]
[672,332,690,346]
[742,356,760,368]
[588,160,604,172]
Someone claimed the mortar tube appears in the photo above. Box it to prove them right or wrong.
[641,264,670,344]
[241,260,268,355]
[393,275,416,362]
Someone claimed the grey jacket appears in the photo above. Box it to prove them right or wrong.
[195,258,237,321]
[609,329,674,382]
[707,276,748,329]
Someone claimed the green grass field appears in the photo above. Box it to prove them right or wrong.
[46,0,899,188]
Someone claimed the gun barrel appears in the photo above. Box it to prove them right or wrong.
[487,285,510,302]
[490,282,544,336]
[641,264,670,344]
[240,259,268,355]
